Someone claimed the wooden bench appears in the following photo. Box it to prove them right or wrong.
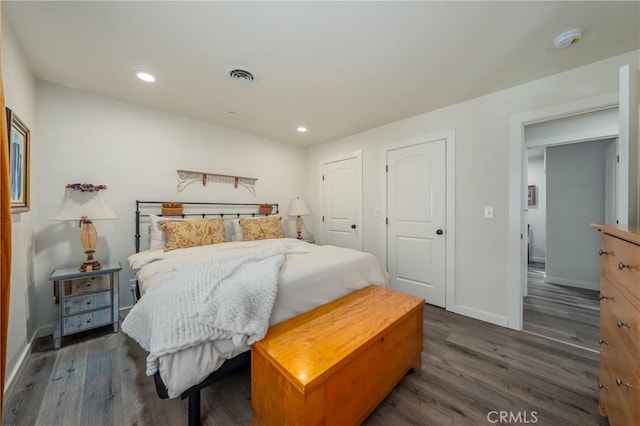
[251,285,424,425]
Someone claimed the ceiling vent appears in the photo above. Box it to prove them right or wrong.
[226,66,257,86]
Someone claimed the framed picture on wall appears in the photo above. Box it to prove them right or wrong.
[6,108,30,212]
[528,185,537,207]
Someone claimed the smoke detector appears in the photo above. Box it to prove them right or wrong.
[554,28,583,49]
[226,66,257,86]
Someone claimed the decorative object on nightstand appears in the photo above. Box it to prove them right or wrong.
[50,183,117,272]
[288,197,311,240]
[49,262,121,349]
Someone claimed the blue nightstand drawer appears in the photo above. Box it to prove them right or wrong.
[62,291,111,316]
[62,308,111,335]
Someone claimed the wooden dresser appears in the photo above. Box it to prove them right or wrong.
[593,224,640,425]
[251,285,424,426]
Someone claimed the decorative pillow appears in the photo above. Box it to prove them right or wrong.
[149,214,186,250]
[232,215,281,241]
[238,215,284,241]
[160,218,225,251]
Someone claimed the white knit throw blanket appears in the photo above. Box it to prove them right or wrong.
[122,242,307,376]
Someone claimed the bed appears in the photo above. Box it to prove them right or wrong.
[122,201,389,425]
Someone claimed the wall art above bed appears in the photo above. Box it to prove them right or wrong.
[176,169,257,195]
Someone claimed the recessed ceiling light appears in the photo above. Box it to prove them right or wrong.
[228,111,237,116]
[297,127,307,133]
[136,72,156,82]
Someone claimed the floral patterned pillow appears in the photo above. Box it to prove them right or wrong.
[160,218,225,251]
[238,216,284,241]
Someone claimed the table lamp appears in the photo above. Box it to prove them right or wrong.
[288,197,311,240]
[50,183,117,271]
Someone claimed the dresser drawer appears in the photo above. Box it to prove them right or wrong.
[64,274,111,296]
[601,276,640,360]
[62,291,111,316]
[62,308,111,335]
[601,355,639,426]
[601,234,640,304]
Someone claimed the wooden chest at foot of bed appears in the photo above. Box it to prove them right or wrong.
[251,285,424,426]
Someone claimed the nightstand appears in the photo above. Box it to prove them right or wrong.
[49,262,121,349]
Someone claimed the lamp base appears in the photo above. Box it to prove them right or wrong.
[79,249,102,272]
[296,215,303,240]
[79,219,102,272]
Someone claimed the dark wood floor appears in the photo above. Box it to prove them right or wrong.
[523,263,600,351]
[3,305,606,426]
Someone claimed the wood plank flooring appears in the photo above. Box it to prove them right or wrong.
[3,305,606,426]
[523,263,600,351]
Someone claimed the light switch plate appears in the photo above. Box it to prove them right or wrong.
[484,206,494,219]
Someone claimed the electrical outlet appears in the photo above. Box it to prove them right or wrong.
[484,206,494,219]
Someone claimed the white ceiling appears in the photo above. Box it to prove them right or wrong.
[3,1,639,146]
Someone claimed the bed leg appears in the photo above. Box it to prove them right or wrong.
[188,390,201,426]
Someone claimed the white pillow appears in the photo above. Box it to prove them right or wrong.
[232,219,243,242]
[149,214,185,250]
[232,215,280,241]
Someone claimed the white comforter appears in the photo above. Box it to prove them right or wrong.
[125,238,389,397]
[122,242,308,377]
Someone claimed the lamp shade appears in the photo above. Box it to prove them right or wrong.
[288,198,311,216]
[50,187,118,221]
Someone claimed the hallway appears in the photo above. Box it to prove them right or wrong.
[523,263,600,351]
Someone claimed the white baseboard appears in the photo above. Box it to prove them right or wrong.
[4,328,39,394]
[448,304,508,327]
[544,275,599,291]
[531,256,546,263]
[119,305,132,319]
[37,324,53,338]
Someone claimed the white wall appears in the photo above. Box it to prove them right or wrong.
[527,154,546,263]
[2,16,38,389]
[545,139,611,291]
[33,82,306,333]
[306,49,639,325]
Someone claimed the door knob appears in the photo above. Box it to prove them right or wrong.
[351,224,357,229]
[436,229,444,235]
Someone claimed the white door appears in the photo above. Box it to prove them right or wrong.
[618,65,639,225]
[320,152,362,250]
[386,139,446,306]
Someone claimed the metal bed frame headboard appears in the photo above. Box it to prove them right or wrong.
[134,200,279,253]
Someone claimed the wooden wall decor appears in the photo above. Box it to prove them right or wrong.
[176,170,257,196]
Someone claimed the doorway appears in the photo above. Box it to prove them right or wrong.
[522,140,614,350]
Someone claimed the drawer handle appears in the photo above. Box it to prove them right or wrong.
[616,320,631,329]
[618,261,632,270]
[598,338,609,345]
[86,283,92,287]
[86,300,91,305]
[598,383,608,390]
[86,318,92,324]
[615,378,639,389]
[599,294,609,301]
[599,249,610,256]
